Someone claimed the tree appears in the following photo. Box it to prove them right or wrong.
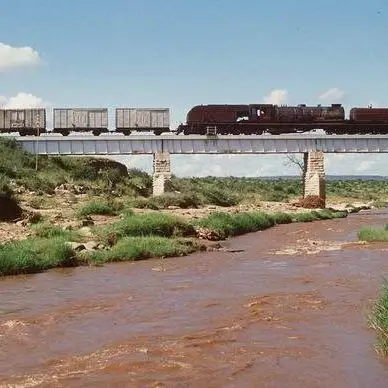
[283,154,304,175]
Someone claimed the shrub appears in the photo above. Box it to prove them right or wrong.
[261,191,290,202]
[128,193,202,210]
[201,187,240,207]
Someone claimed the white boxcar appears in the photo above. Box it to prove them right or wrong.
[115,108,170,134]
[53,108,108,134]
[0,109,46,134]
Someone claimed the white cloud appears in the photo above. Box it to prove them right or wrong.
[319,88,345,102]
[263,89,288,105]
[0,92,50,109]
[0,42,40,72]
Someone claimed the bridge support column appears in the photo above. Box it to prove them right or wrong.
[303,151,326,203]
[152,152,171,196]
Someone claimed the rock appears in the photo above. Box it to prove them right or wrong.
[0,192,23,222]
[28,212,43,224]
[79,219,95,227]
[106,232,118,247]
[84,241,99,251]
[195,227,221,241]
[78,227,93,237]
[167,206,180,210]
[66,242,86,251]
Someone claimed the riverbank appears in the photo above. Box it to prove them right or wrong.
[0,207,351,277]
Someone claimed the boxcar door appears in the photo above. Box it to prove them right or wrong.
[73,110,89,129]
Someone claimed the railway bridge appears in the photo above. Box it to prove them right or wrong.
[15,134,388,201]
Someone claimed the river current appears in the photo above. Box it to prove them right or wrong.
[1,210,388,387]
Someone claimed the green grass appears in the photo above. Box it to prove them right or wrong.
[128,193,202,210]
[0,237,76,276]
[370,281,388,356]
[96,212,196,242]
[29,222,80,241]
[89,236,200,263]
[194,209,348,240]
[358,226,388,242]
[194,211,275,239]
[77,200,121,218]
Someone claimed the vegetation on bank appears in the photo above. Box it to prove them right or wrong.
[370,281,388,356]
[2,138,388,210]
[358,224,388,242]
[0,208,349,277]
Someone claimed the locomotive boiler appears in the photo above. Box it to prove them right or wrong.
[176,104,345,135]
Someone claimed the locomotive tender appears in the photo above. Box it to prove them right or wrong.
[1,103,388,136]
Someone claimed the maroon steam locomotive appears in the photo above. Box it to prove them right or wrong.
[176,104,388,135]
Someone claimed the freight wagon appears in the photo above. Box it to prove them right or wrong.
[0,108,46,136]
[53,108,109,136]
[115,108,170,135]
[350,108,388,123]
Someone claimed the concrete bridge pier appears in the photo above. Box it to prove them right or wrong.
[152,152,171,196]
[303,150,326,202]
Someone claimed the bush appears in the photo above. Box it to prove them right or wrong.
[89,237,200,263]
[129,193,202,210]
[0,237,76,276]
[261,191,290,202]
[201,187,240,207]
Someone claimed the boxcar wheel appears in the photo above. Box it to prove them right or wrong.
[92,130,101,136]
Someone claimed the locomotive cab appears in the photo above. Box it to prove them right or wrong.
[248,104,275,121]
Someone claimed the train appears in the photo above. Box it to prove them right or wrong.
[2,104,388,136]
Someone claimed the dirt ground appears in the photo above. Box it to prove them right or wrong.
[0,189,373,245]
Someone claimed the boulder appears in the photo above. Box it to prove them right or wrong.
[0,193,23,222]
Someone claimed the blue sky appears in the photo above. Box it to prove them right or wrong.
[1,0,388,176]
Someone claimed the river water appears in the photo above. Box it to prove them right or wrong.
[1,210,388,387]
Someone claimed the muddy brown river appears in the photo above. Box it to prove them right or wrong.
[1,210,388,387]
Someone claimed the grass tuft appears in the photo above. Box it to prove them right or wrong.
[96,212,196,242]
[77,200,121,218]
[370,281,388,356]
[358,227,388,242]
[0,237,76,276]
[89,236,200,263]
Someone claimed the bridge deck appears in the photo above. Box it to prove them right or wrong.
[13,134,388,154]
